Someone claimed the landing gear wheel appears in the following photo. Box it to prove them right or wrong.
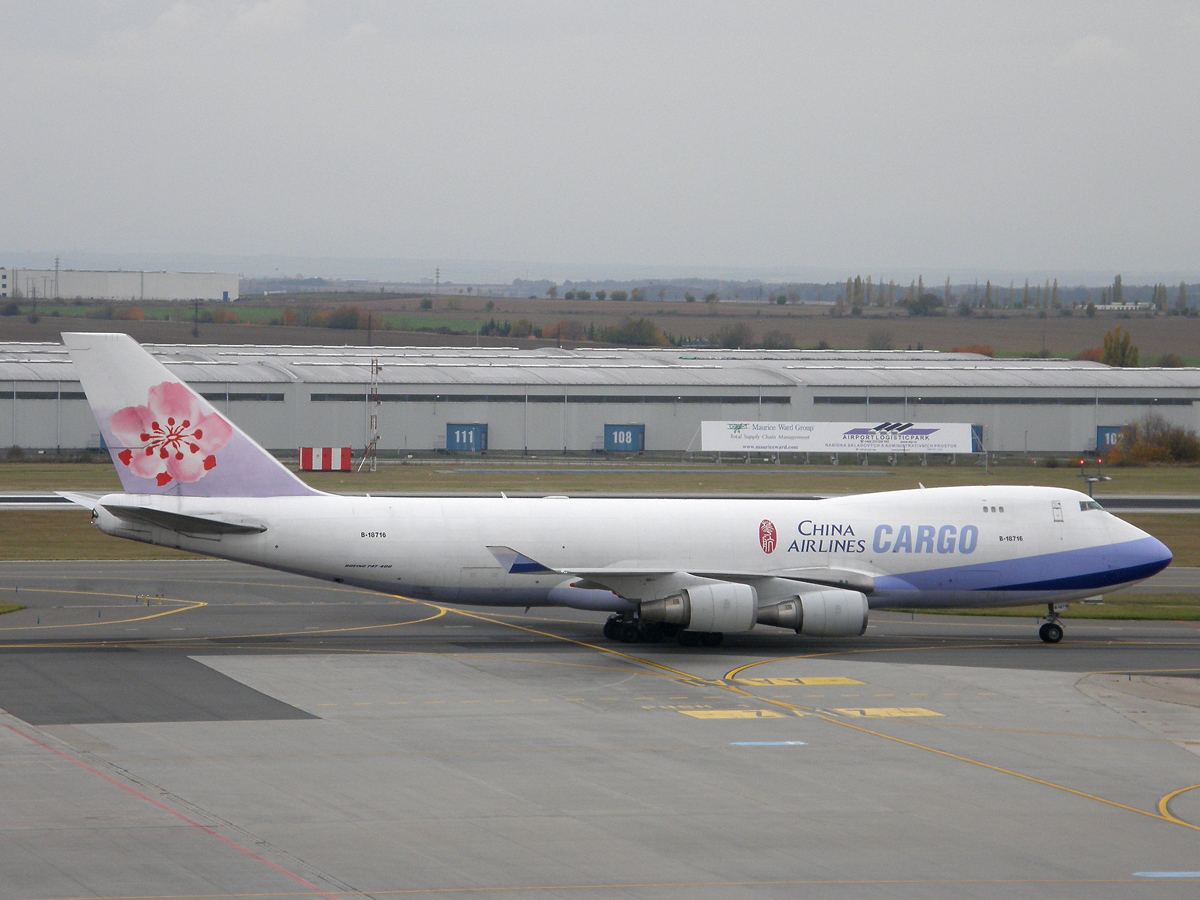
[617,621,642,644]
[1038,602,1065,644]
[602,616,620,641]
[639,622,665,644]
[700,632,724,647]
[1039,622,1063,644]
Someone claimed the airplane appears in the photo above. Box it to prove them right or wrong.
[60,332,1172,646]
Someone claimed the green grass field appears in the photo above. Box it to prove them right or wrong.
[1,461,1194,621]
[0,602,23,615]
[2,459,1197,496]
[910,594,1200,621]
[0,510,197,560]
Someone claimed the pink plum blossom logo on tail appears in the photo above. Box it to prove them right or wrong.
[109,382,233,487]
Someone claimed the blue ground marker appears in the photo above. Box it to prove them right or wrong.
[1133,873,1200,879]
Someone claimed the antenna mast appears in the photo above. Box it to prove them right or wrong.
[358,356,381,472]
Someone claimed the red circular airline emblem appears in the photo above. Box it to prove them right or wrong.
[759,519,777,554]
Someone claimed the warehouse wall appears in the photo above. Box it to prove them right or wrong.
[1,376,1197,455]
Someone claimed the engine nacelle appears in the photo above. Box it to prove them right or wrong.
[756,589,868,637]
[640,583,757,632]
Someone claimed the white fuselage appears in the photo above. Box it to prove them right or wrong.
[92,484,1171,615]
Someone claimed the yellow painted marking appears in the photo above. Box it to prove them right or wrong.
[875,694,895,697]
[909,720,1195,744]
[382,592,1200,836]
[943,693,962,696]
[315,703,337,708]
[459,700,478,704]
[423,701,443,705]
[564,698,584,702]
[679,709,786,720]
[828,714,1200,833]
[530,699,549,703]
[388,702,408,706]
[669,696,689,700]
[415,600,709,687]
[494,699,514,703]
[1159,784,1200,828]
[599,698,618,702]
[834,708,944,718]
[0,589,205,632]
[733,676,864,687]
[352,703,372,707]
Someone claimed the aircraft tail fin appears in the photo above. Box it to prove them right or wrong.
[63,332,318,498]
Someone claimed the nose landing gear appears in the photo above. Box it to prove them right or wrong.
[1038,603,1066,643]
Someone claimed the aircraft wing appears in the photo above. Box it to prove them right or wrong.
[569,567,874,600]
[488,546,874,600]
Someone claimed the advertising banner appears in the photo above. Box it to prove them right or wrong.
[701,421,976,454]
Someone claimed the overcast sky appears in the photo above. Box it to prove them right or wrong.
[3,1,1199,283]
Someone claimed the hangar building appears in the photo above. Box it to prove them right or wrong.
[1,342,1197,456]
[0,268,238,302]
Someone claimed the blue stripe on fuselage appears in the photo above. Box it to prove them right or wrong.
[873,536,1171,595]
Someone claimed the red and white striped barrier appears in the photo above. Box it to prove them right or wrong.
[299,447,353,472]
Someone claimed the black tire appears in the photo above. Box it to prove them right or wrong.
[1042,622,1064,644]
[617,621,642,643]
[678,631,701,647]
[700,632,724,647]
[640,622,665,644]
[602,617,619,641]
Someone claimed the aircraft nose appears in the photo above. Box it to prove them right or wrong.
[1146,536,1173,574]
[1122,533,1173,580]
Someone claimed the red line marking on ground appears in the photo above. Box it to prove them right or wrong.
[3,723,341,900]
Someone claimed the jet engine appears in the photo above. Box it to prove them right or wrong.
[756,589,868,636]
[640,583,757,632]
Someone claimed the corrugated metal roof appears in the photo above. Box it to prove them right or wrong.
[796,365,1200,389]
[0,341,1196,392]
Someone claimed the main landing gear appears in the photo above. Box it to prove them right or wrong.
[1038,603,1066,644]
[603,614,722,647]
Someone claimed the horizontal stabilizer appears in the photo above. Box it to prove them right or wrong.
[56,491,103,512]
[100,503,267,536]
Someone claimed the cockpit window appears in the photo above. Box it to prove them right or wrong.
[1079,500,1104,511]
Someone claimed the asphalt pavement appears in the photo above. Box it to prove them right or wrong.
[1,559,1199,899]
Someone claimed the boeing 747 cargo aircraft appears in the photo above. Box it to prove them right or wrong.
[61,333,1172,646]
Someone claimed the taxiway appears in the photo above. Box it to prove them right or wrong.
[1,560,1198,899]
